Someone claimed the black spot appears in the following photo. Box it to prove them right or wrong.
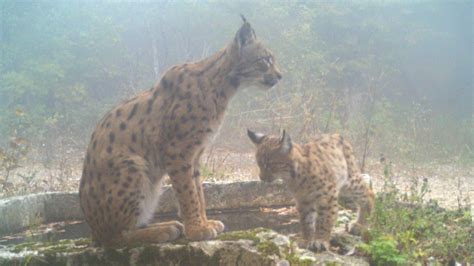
[181,164,191,172]
[229,75,240,87]
[146,99,153,114]
[120,122,127,131]
[161,78,169,89]
[109,133,115,143]
[169,170,178,176]
[128,103,139,120]
[107,146,113,154]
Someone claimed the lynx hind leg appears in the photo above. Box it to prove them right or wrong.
[85,155,183,247]
[296,200,317,250]
[311,195,339,252]
[342,174,375,235]
[123,221,184,245]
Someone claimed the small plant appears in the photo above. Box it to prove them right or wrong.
[359,235,407,265]
[0,135,31,190]
[0,108,32,196]
[360,160,473,264]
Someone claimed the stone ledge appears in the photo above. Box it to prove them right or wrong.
[0,181,294,235]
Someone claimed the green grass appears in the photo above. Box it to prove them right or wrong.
[360,164,473,265]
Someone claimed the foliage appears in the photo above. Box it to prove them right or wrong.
[359,235,407,266]
[0,135,30,186]
[0,1,471,165]
[0,109,31,194]
[360,162,473,264]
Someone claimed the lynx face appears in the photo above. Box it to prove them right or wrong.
[247,130,292,182]
[231,21,282,90]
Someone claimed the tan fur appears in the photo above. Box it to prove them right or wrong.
[79,19,282,247]
[248,130,374,252]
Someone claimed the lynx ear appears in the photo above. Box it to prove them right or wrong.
[247,129,265,145]
[240,14,247,23]
[234,16,256,51]
[279,130,292,154]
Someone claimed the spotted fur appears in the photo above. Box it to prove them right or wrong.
[248,130,374,252]
[79,18,282,247]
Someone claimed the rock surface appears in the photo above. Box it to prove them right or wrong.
[0,229,368,266]
[0,181,293,235]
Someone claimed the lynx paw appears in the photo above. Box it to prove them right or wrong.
[185,220,225,241]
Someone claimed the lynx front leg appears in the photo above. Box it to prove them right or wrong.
[168,160,221,241]
[311,196,338,252]
[296,200,316,250]
[193,154,224,233]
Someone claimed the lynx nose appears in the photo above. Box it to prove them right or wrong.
[275,70,282,80]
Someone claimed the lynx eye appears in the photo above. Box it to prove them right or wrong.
[265,56,273,65]
[260,56,272,66]
[256,56,271,71]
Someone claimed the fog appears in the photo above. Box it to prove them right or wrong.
[0,0,472,171]
[0,2,473,262]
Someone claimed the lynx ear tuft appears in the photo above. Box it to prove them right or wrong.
[279,130,292,154]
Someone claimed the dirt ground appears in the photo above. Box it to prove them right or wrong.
[2,148,473,210]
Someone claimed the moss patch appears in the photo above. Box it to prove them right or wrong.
[10,238,92,255]
[217,228,268,244]
[285,252,314,266]
[256,240,280,257]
